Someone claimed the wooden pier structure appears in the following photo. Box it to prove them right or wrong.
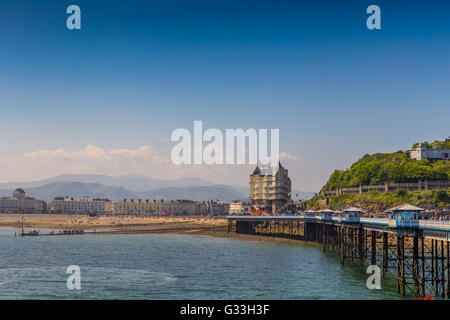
[227,215,450,298]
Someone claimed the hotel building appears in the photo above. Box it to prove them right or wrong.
[0,188,46,213]
[249,162,291,213]
[49,196,112,214]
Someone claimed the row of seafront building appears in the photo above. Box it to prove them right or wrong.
[50,197,230,215]
[0,163,293,216]
[113,198,229,215]
[0,188,230,215]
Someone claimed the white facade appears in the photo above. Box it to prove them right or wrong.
[50,197,109,214]
[0,188,46,213]
[229,201,250,214]
[410,144,450,161]
[114,199,210,216]
[249,162,291,213]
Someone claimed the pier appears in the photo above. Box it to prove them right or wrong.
[227,214,450,298]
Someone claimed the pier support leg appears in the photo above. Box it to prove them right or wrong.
[371,231,377,266]
[447,241,450,299]
[413,236,420,296]
[359,227,364,266]
[441,240,445,298]
[382,233,388,277]
[432,240,436,296]
[397,235,406,296]
[421,237,426,296]
[340,227,345,265]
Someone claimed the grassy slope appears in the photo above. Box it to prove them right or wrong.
[323,152,449,191]
[307,188,450,211]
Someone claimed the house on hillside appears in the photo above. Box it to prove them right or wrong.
[409,143,450,161]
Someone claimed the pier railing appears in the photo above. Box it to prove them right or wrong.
[418,220,450,231]
[359,217,388,225]
[322,179,450,196]
[228,213,450,298]
[228,214,450,232]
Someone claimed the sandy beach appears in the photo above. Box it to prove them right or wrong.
[0,213,319,246]
[0,213,226,231]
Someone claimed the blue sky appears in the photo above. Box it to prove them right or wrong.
[0,0,449,190]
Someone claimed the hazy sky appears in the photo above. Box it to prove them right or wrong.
[1,0,449,191]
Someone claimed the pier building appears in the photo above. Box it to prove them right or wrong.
[228,203,450,298]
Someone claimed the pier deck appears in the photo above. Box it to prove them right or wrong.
[227,215,450,298]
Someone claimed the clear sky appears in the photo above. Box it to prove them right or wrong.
[1,0,449,190]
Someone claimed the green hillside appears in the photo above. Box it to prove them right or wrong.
[323,151,449,191]
[307,189,450,211]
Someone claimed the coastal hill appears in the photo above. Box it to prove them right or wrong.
[309,139,450,211]
[322,141,449,192]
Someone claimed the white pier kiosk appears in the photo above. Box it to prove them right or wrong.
[385,203,424,228]
[318,208,335,221]
[342,207,364,223]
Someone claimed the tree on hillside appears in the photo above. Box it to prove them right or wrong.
[322,151,449,191]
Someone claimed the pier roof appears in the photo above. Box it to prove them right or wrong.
[385,203,424,213]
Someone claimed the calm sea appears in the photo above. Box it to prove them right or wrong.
[0,228,400,299]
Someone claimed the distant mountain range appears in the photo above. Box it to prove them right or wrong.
[0,174,315,203]
[0,174,215,191]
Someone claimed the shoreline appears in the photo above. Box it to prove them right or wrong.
[178,228,322,247]
[0,213,320,247]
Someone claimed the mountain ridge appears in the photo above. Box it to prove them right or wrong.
[0,181,247,203]
[0,174,215,191]
[0,174,316,202]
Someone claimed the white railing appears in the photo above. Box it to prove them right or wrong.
[228,215,450,232]
[419,220,450,230]
[343,217,360,223]
[359,217,389,225]
[388,220,419,228]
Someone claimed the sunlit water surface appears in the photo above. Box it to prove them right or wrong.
[0,228,400,299]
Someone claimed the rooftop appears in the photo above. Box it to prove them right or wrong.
[385,203,425,213]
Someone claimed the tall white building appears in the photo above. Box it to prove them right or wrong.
[249,162,291,213]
